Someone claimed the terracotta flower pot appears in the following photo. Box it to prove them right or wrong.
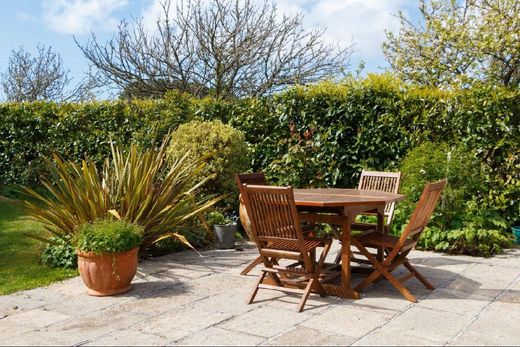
[77,247,139,296]
[239,200,255,242]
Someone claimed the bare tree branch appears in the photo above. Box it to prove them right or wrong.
[0,45,98,102]
[77,0,352,99]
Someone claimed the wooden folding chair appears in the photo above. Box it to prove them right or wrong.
[334,170,401,265]
[236,173,268,276]
[351,180,446,302]
[236,172,314,276]
[241,184,332,312]
[353,170,401,233]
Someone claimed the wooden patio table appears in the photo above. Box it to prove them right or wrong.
[293,188,405,299]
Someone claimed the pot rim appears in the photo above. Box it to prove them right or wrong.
[76,246,140,258]
[212,222,238,227]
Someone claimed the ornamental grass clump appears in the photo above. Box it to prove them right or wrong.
[20,135,222,254]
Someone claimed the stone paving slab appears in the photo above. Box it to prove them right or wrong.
[1,243,519,346]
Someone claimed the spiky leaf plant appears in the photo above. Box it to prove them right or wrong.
[21,135,221,251]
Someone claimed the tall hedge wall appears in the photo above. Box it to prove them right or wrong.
[1,75,519,225]
[0,92,194,184]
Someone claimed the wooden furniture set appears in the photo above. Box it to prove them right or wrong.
[236,171,446,312]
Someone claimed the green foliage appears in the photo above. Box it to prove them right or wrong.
[168,120,249,208]
[206,210,236,226]
[418,226,513,258]
[41,236,77,269]
[397,142,482,230]
[0,95,195,186]
[20,136,221,252]
[148,228,208,256]
[384,0,520,87]
[74,219,143,254]
[234,76,415,188]
[396,141,514,256]
[2,75,519,256]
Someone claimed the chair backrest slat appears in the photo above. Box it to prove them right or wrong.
[242,185,303,244]
[236,172,268,193]
[399,180,447,247]
[357,170,401,225]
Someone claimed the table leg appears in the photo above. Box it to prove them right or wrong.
[323,212,360,299]
[341,217,352,289]
[377,206,385,261]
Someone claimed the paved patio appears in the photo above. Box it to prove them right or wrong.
[1,242,520,346]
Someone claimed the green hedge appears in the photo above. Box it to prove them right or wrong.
[0,92,194,185]
[1,75,519,229]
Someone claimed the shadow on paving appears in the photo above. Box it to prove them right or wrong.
[137,247,256,277]
[326,256,508,308]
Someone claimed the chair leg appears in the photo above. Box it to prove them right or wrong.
[247,271,267,305]
[297,278,315,312]
[240,256,263,276]
[380,268,417,303]
[352,239,417,302]
[313,278,327,298]
[310,248,317,270]
[333,249,342,264]
[403,260,434,290]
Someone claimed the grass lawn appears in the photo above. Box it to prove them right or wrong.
[0,199,77,295]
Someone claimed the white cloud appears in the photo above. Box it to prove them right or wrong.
[42,0,128,35]
[140,0,210,32]
[140,0,167,32]
[277,0,414,62]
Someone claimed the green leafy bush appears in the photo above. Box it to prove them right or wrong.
[206,210,238,226]
[41,237,77,269]
[0,94,195,186]
[74,219,143,254]
[396,141,482,230]
[418,226,513,257]
[168,120,249,208]
[395,141,513,256]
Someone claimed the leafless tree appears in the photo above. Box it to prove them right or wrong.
[77,0,352,99]
[0,45,98,102]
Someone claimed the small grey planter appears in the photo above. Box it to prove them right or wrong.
[213,223,237,249]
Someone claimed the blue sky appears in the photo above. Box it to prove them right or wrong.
[0,0,421,98]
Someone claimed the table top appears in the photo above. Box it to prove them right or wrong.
[293,188,405,207]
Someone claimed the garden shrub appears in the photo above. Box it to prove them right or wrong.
[394,141,513,256]
[168,120,249,208]
[41,236,77,269]
[0,92,195,186]
[21,137,219,254]
[233,77,414,188]
[396,141,482,230]
[419,226,513,257]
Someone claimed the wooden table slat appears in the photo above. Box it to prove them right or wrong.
[294,188,404,207]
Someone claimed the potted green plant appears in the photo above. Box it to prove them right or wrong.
[207,211,238,249]
[74,219,143,296]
